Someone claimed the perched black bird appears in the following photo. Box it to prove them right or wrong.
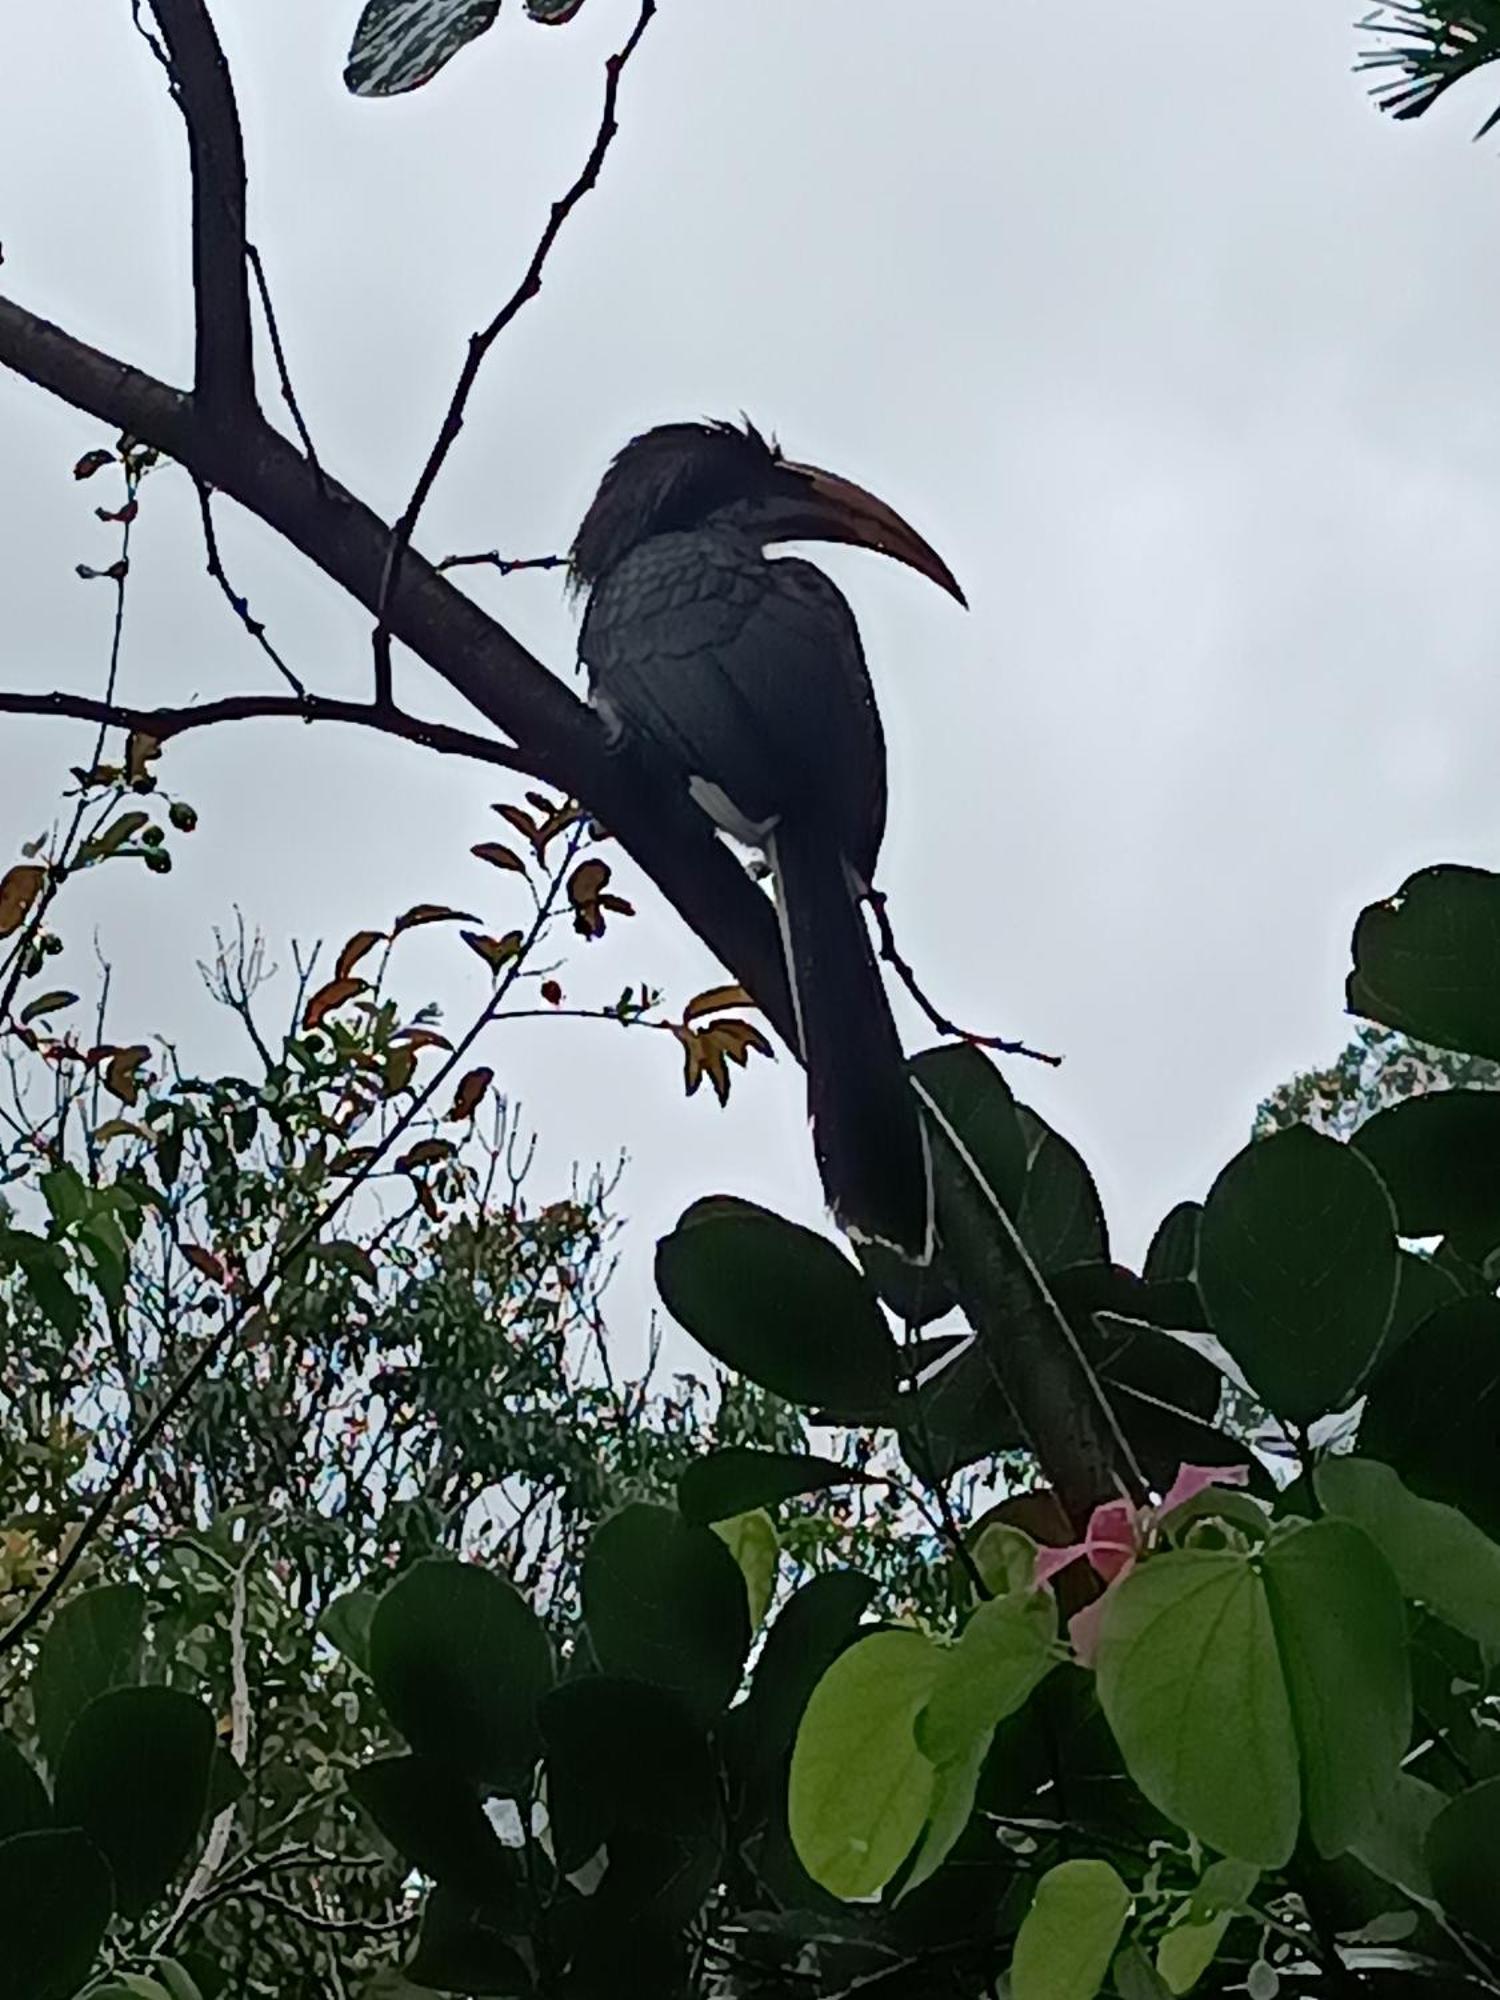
[570,420,964,1259]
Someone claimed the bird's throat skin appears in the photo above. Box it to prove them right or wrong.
[572,420,961,1259]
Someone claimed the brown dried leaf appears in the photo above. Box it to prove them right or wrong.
[568,858,617,939]
[541,980,563,1006]
[181,1244,226,1283]
[73,448,114,480]
[683,983,756,1024]
[302,976,366,1031]
[0,863,46,938]
[329,1145,381,1176]
[102,1043,151,1106]
[391,1027,454,1052]
[93,1118,151,1144]
[19,990,77,1026]
[448,1066,494,1121]
[125,732,160,783]
[471,841,527,874]
[336,929,385,982]
[392,903,477,934]
[397,1137,454,1173]
[707,1018,775,1068]
[462,929,524,972]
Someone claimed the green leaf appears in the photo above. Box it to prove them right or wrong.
[318,1586,378,1676]
[656,1200,900,1418]
[344,0,501,97]
[711,1510,779,1630]
[676,1446,866,1525]
[909,1043,1028,1218]
[2,1231,84,1340]
[1359,1294,1500,1538]
[917,1590,1058,1767]
[582,1503,750,1721]
[1144,1201,1201,1284]
[38,1165,87,1229]
[1382,1247,1461,1362]
[368,1558,553,1790]
[1156,1911,1232,1995]
[1186,1856,1258,1921]
[1261,1520,1410,1857]
[32,1582,145,1771]
[1426,1776,1500,1945]
[1095,1551,1299,1866]
[1011,1857,1132,2000]
[407,1884,532,1995]
[1317,1455,1500,1650]
[970,1521,1041,1597]
[347,1755,517,1904]
[729,1570,876,1777]
[1353,1090,1500,1260]
[54,1687,214,1917]
[1349,1770,1445,1900]
[0,1737,49,1841]
[901,1726,990,1897]
[0,1828,113,2000]
[1198,1126,1398,1422]
[789,1629,941,1898]
[1349,866,1500,1061]
[1016,1104,1109,1272]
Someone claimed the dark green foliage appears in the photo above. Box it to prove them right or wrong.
[0,1828,114,2000]
[1359,3,1500,137]
[676,1446,868,1524]
[581,1502,750,1720]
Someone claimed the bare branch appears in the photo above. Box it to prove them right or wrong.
[195,479,305,695]
[246,242,323,483]
[149,0,255,420]
[436,550,565,577]
[0,686,546,777]
[868,891,1062,1067]
[371,0,658,704]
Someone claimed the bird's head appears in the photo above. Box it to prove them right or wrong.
[569,417,965,605]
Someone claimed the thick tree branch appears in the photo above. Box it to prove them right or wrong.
[0,299,795,1046]
[150,0,255,420]
[0,685,543,776]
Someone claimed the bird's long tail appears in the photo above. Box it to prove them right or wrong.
[767,822,933,1261]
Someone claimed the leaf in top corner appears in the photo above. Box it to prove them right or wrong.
[345,0,501,98]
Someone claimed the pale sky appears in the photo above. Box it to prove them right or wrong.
[3,2,1499,1354]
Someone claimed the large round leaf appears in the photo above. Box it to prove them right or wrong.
[53,1686,214,1918]
[789,1628,941,1899]
[676,1446,866,1526]
[407,1884,532,1996]
[1010,1858,1132,2000]
[1348,865,1500,1061]
[918,1590,1058,1768]
[1261,1520,1410,1859]
[1426,1777,1500,1945]
[1353,1090,1500,1259]
[368,1557,553,1789]
[347,1755,518,1905]
[0,1827,113,2000]
[1015,1105,1109,1273]
[1095,1550,1299,1867]
[1144,1201,1202,1284]
[728,1570,876,1783]
[909,1043,1028,1220]
[582,1503,750,1720]
[1198,1126,1398,1421]
[656,1200,900,1418]
[0,1737,49,1842]
[1317,1455,1500,1652]
[32,1581,144,1772]
[1360,1295,1500,1538]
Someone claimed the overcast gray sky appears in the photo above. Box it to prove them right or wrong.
[3,2,1500,1352]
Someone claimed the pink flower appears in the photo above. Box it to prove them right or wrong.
[1034,1463,1250,1666]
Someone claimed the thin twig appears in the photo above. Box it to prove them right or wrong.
[245,242,324,485]
[195,479,306,696]
[0,687,547,778]
[436,550,564,576]
[868,889,1061,1067]
[370,0,658,706]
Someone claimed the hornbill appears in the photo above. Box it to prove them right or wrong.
[570,420,964,1260]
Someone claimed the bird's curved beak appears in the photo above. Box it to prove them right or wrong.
[753,462,967,607]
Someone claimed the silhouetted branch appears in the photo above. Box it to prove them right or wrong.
[150,0,255,420]
[868,890,1061,1067]
[245,242,323,481]
[0,685,545,776]
[436,550,565,577]
[370,0,658,704]
[195,478,305,695]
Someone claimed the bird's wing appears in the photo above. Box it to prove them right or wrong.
[580,530,887,881]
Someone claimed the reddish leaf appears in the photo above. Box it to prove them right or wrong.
[471,842,527,874]
[541,980,563,1006]
[181,1244,226,1284]
[73,448,114,480]
[336,929,385,982]
[102,1044,151,1106]
[391,1027,454,1052]
[392,903,477,934]
[397,1138,455,1172]
[462,929,524,972]
[0,863,46,938]
[568,859,616,939]
[94,499,139,526]
[448,1066,494,1121]
[303,977,366,1031]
